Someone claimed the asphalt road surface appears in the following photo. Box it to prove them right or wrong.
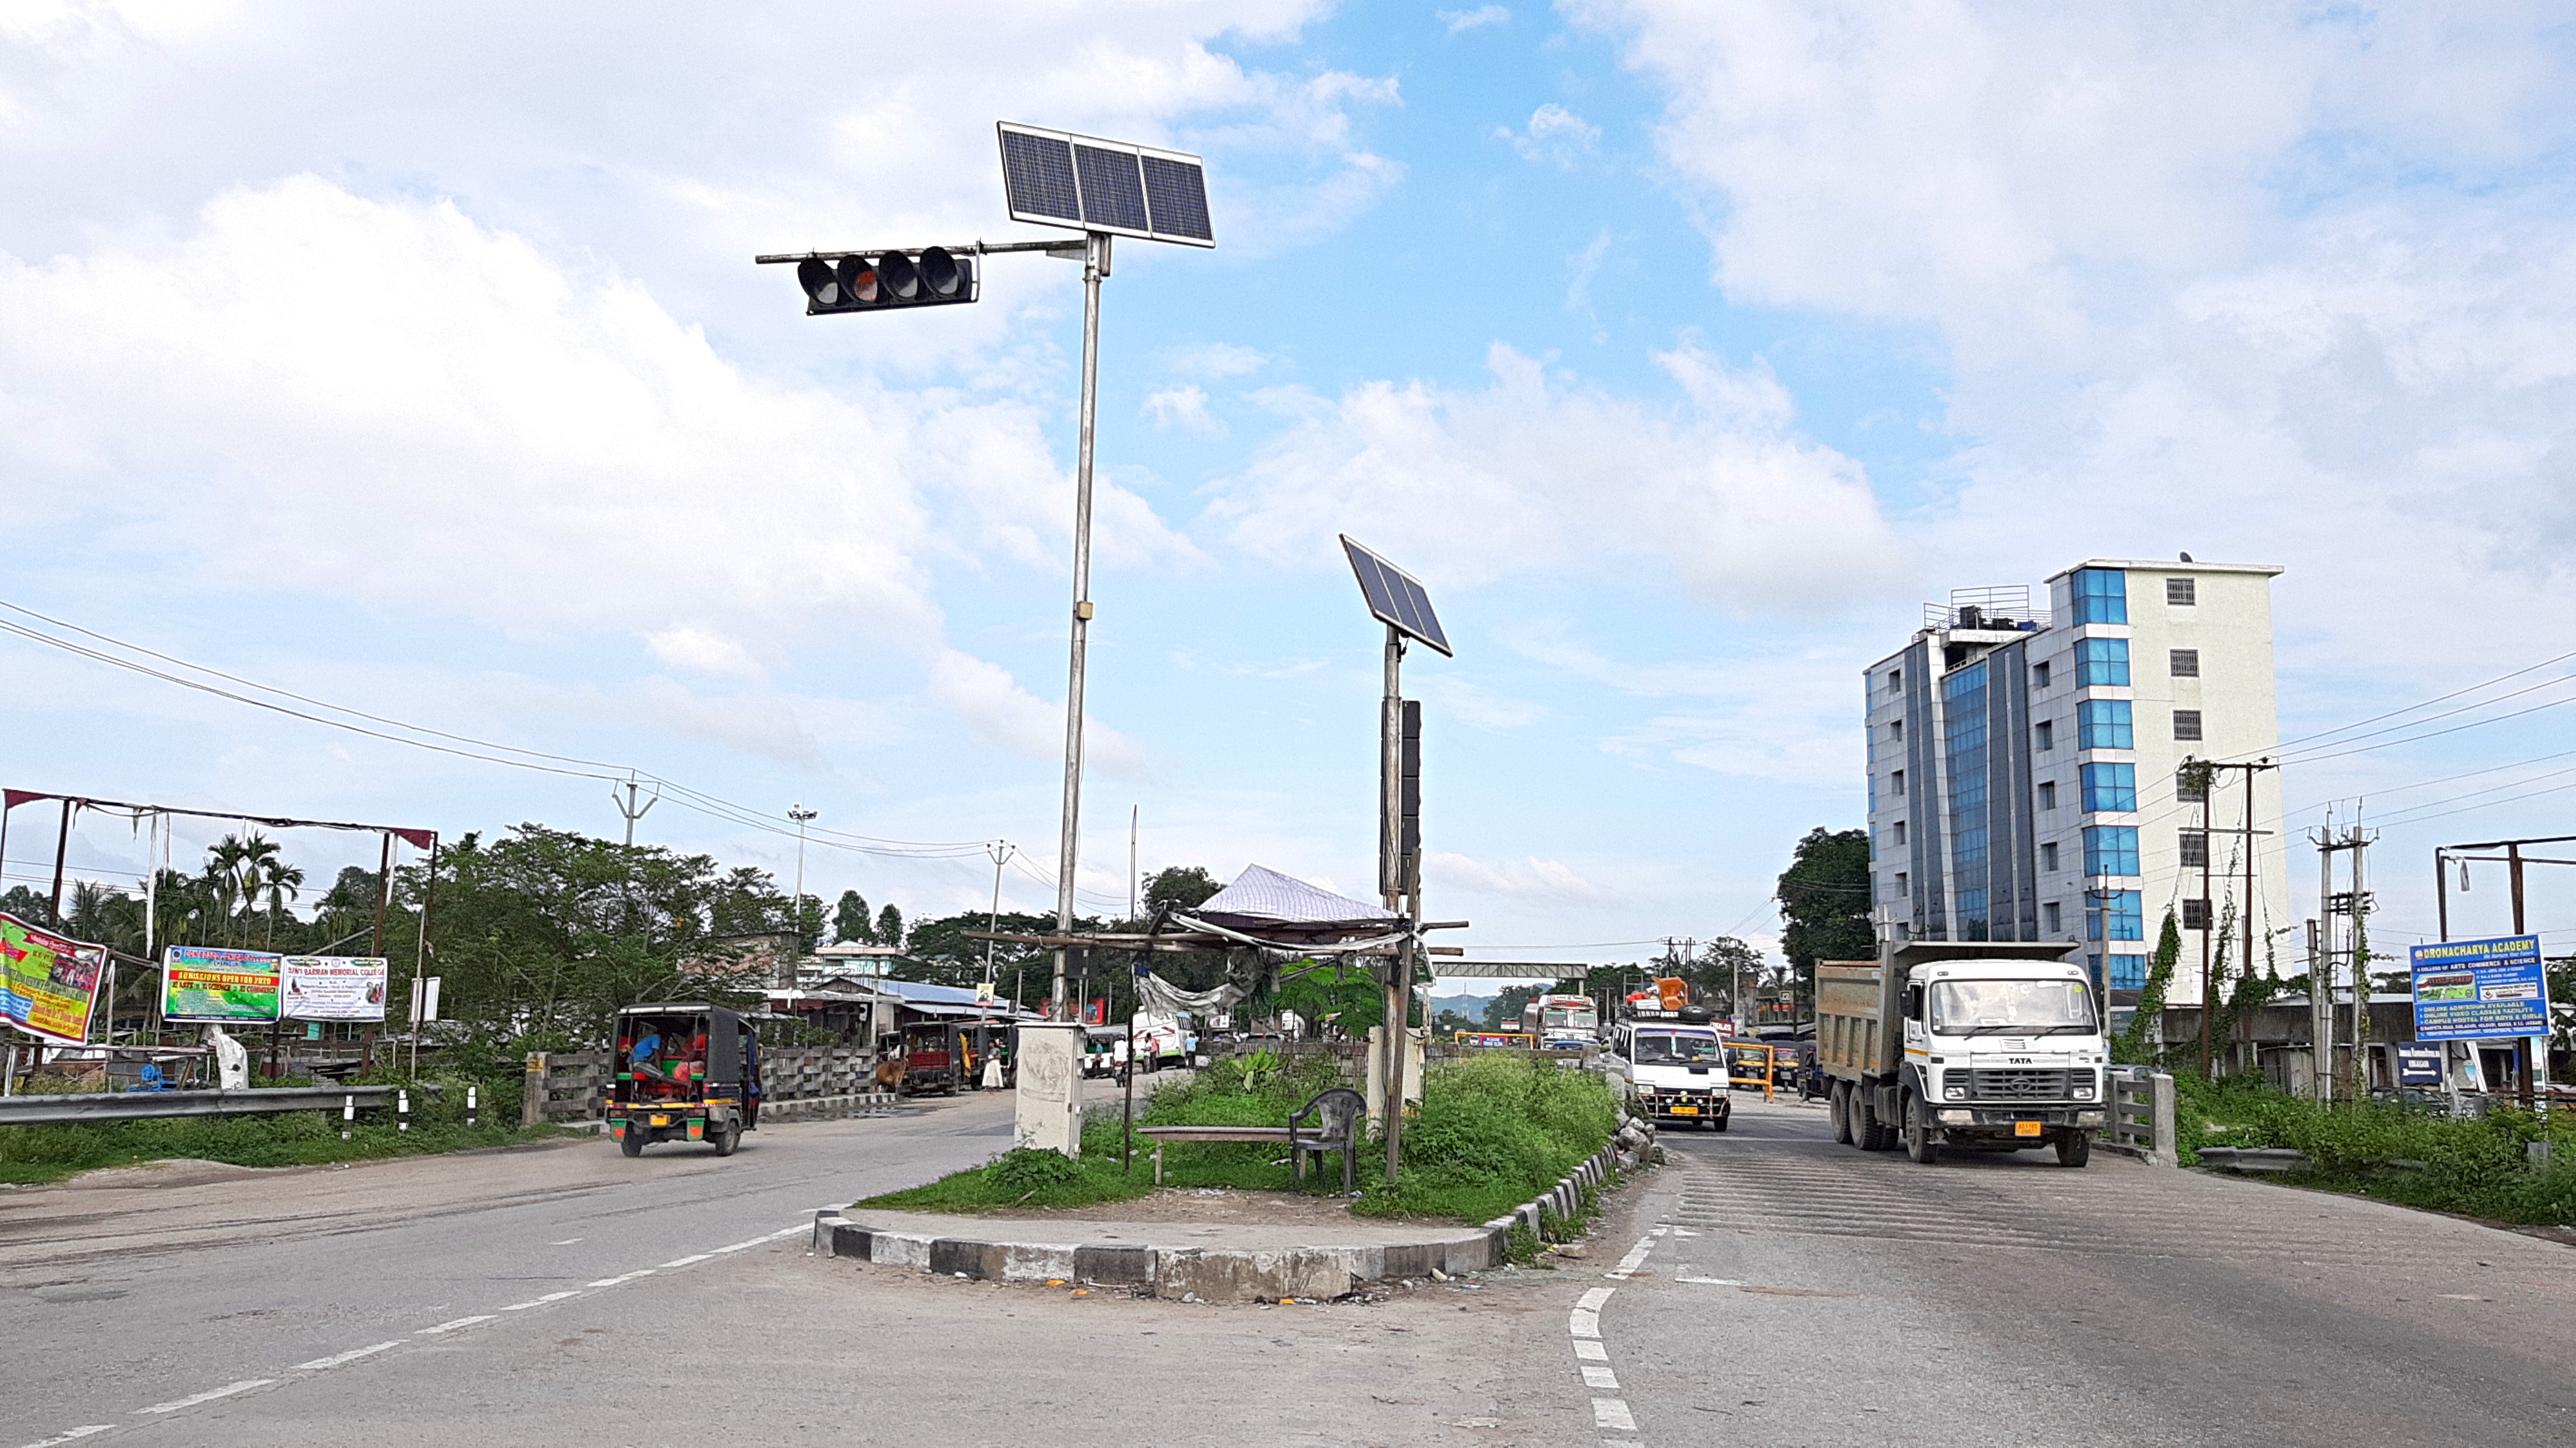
[1584,1093,2576,1447]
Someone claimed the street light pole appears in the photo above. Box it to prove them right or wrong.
[1052,230,1110,1020]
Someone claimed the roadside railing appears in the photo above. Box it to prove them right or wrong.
[2105,1066,2178,1167]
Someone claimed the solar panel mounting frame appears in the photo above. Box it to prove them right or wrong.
[996,121,1217,249]
[1340,535,1453,656]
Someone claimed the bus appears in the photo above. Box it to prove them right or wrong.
[1521,994,1600,1049]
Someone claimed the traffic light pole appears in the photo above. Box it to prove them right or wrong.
[1052,231,1111,1019]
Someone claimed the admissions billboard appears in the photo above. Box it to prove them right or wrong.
[161,945,282,1024]
[2409,935,2549,1042]
[281,955,389,1022]
[0,912,106,1044]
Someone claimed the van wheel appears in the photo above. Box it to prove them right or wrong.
[1902,1091,1942,1165]
[2055,1131,2092,1168]
[1829,1083,1853,1145]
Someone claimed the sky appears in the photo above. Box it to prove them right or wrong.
[5,1,2576,972]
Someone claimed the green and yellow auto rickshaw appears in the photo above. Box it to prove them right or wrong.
[611,1003,761,1157]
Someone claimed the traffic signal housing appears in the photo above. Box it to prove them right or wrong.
[794,247,977,315]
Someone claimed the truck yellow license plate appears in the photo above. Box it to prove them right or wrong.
[1670,1105,1698,1115]
[2014,1121,2043,1137]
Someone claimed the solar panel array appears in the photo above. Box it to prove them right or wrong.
[997,122,1216,248]
[1340,536,1453,656]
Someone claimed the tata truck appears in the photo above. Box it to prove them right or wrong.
[1818,942,2108,1167]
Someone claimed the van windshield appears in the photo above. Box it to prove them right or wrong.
[1631,1032,1721,1064]
[1930,979,2096,1036]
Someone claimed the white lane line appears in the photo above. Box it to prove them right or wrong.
[660,1253,712,1267]
[1592,1399,1637,1431]
[1605,1234,1658,1280]
[18,1426,115,1447]
[1582,1365,1620,1390]
[138,1380,272,1415]
[501,1291,582,1311]
[289,1341,402,1372]
[1574,1340,1609,1362]
[588,1270,654,1287]
[420,1315,496,1335]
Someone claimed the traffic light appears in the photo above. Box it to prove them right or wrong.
[792,246,976,315]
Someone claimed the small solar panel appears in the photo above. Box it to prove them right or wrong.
[997,123,1216,248]
[1074,144,1149,232]
[1340,535,1454,656]
[1140,154,1213,242]
[1000,129,1082,226]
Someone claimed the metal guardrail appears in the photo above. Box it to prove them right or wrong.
[0,1085,398,1126]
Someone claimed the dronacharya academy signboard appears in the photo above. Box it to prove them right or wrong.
[2408,935,2549,1042]
[0,912,106,1044]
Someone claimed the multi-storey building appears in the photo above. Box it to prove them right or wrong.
[1862,559,2290,1006]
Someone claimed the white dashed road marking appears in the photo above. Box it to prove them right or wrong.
[138,1380,272,1415]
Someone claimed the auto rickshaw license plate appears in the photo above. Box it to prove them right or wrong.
[1670,1105,1698,1115]
[2014,1121,2043,1137]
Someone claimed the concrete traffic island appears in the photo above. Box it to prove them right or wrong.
[812,1117,1655,1302]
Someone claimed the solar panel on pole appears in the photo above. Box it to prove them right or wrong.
[998,123,1217,249]
[1339,536,1453,657]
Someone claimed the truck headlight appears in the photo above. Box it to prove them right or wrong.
[1943,1085,1966,1101]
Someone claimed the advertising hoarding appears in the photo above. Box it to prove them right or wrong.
[281,955,389,1022]
[161,945,282,1023]
[2408,935,2549,1042]
[0,911,106,1044]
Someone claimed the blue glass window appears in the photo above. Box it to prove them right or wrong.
[2108,953,2148,990]
[2078,699,2133,750]
[2083,825,2140,876]
[2081,763,2137,812]
[2075,637,2130,687]
[2088,890,2143,942]
[2071,568,2128,625]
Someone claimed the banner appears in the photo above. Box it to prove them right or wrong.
[0,912,106,1044]
[281,955,389,1022]
[161,945,282,1023]
[2409,935,2549,1042]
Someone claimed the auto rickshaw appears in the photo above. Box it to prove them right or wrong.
[611,1003,761,1157]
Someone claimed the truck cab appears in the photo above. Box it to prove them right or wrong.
[1605,1017,1732,1132]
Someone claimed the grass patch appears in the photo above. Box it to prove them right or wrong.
[0,1074,557,1186]
[856,1051,1622,1226]
[2180,1074,2576,1225]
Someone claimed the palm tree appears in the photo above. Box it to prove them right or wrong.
[258,858,306,950]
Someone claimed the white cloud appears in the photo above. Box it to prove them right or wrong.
[1501,102,1602,168]
[1427,850,1614,901]
[1145,383,1223,435]
[1440,5,1510,33]
[1205,341,1903,613]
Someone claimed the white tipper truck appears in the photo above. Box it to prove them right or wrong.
[1818,941,2109,1167]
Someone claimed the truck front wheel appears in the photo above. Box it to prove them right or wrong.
[1902,1091,1942,1165]
[2055,1131,2092,1168]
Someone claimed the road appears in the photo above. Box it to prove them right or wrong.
[1583,1093,2576,1447]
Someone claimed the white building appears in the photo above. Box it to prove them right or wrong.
[1862,559,2291,1006]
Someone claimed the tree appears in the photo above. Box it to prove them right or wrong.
[833,890,873,944]
[1142,865,1222,913]
[875,904,905,950]
[1776,827,1873,970]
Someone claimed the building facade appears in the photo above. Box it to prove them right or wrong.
[1863,559,2290,1006]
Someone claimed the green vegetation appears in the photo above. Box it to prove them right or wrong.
[0,1073,562,1186]
[2179,1074,2576,1225]
[858,1051,1623,1227]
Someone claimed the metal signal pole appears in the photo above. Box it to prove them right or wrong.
[1052,230,1110,1021]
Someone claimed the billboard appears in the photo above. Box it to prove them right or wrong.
[0,912,106,1044]
[2409,935,2549,1042]
[161,945,282,1024]
[281,955,389,1022]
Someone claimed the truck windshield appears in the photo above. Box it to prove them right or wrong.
[1632,1032,1720,1064]
[1929,979,2096,1036]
